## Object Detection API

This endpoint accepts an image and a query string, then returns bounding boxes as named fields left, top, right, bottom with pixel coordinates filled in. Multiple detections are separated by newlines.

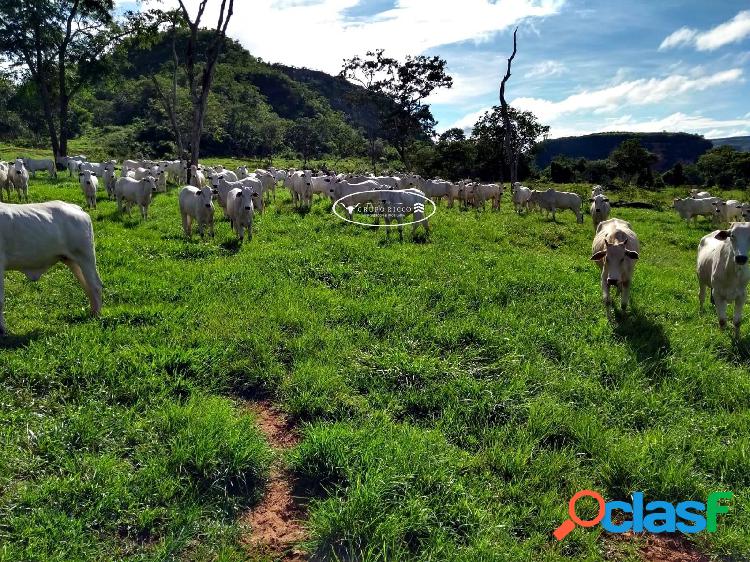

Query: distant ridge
left=534, top=132, right=713, bottom=171
left=711, top=136, right=750, bottom=151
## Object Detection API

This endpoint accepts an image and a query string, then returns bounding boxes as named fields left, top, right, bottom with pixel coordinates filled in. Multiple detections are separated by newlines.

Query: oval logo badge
left=332, top=189, right=437, bottom=227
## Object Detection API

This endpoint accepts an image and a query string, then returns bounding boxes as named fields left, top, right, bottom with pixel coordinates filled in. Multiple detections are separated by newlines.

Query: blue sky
left=145, top=0, right=750, bottom=139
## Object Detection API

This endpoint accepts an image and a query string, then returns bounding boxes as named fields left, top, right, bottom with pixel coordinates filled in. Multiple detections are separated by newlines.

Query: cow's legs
left=734, top=292, right=746, bottom=338
left=621, top=280, right=631, bottom=311
left=699, top=283, right=707, bottom=311
left=63, top=256, right=102, bottom=317
left=715, top=297, right=729, bottom=330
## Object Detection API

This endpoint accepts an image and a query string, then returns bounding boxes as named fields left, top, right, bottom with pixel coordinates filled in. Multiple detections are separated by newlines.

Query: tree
left=434, top=128, right=475, bottom=181
left=499, top=27, right=519, bottom=183
left=286, top=117, right=323, bottom=168
left=662, top=162, right=686, bottom=186
left=149, top=14, right=185, bottom=157
left=341, top=49, right=452, bottom=170
left=609, top=138, right=657, bottom=185
left=0, top=0, right=132, bottom=160
left=172, top=0, right=234, bottom=180
left=471, top=106, right=548, bottom=181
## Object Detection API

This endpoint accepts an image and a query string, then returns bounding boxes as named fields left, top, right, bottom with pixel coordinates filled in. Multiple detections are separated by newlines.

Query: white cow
left=511, top=182, right=532, bottom=213
left=102, top=162, right=117, bottom=200
left=329, top=179, right=383, bottom=219
left=22, top=158, right=56, bottom=178
left=290, top=171, right=312, bottom=208
left=530, top=189, right=583, bottom=223
left=68, top=158, right=85, bottom=177
left=114, top=176, right=157, bottom=219
left=0, top=201, right=102, bottom=335
left=378, top=188, right=430, bottom=240
left=591, top=218, right=640, bottom=316
left=422, top=180, right=455, bottom=206
left=78, top=170, right=98, bottom=209
left=189, top=165, right=205, bottom=188
left=150, top=166, right=167, bottom=193
left=0, top=162, right=8, bottom=202
left=179, top=185, right=216, bottom=238
left=590, top=194, right=611, bottom=230
left=697, top=222, right=750, bottom=338
left=674, top=197, right=721, bottom=223
left=472, top=183, right=503, bottom=210
left=226, top=187, right=259, bottom=241
left=691, top=189, right=712, bottom=199
left=253, top=170, right=277, bottom=201
left=713, top=200, right=743, bottom=224
left=236, top=166, right=250, bottom=180
left=9, top=159, right=29, bottom=202
left=591, top=185, right=605, bottom=198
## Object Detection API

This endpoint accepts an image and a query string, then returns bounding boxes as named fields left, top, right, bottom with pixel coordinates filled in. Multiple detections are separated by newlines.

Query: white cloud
left=427, top=72, right=498, bottom=105
left=511, top=68, right=743, bottom=122
left=660, top=10, right=750, bottom=52
left=154, top=0, right=564, bottom=75
left=526, top=60, right=567, bottom=79
left=659, top=27, right=696, bottom=50
left=442, top=106, right=492, bottom=133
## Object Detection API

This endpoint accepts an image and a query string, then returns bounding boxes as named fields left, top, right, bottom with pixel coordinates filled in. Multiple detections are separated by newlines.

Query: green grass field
left=1, top=158, right=749, bottom=561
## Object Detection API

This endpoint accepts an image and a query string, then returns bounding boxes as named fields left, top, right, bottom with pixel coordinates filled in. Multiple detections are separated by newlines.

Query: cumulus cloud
left=511, top=68, right=743, bottom=122
left=660, top=10, right=750, bottom=51
left=153, top=0, right=564, bottom=75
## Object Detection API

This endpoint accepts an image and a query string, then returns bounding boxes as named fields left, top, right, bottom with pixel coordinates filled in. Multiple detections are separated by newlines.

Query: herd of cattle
left=0, top=155, right=749, bottom=339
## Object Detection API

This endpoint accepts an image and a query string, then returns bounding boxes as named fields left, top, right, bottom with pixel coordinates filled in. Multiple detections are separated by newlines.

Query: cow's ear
left=590, top=250, right=607, bottom=261
left=236, top=191, right=242, bottom=198
left=79, top=172, right=83, bottom=176
left=92, top=172, right=97, bottom=176
left=251, top=192, right=259, bottom=197
left=715, top=230, right=731, bottom=240
left=195, top=191, right=202, bottom=196
left=625, top=250, right=640, bottom=260
left=603, top=198, right=609, bottom=202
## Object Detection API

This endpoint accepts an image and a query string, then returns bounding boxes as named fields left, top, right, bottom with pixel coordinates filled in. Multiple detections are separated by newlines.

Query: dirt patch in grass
left=606, top=530, right=710, bottom=562
left=241, top=400, right=308, bottom=561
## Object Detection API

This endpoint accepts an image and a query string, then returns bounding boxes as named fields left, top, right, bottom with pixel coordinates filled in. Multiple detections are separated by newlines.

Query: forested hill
left=2, top=29, right=385, bottom=159
left=534, top=132, right=713, bottom=171
left=711, top=136, right=750, bottom=151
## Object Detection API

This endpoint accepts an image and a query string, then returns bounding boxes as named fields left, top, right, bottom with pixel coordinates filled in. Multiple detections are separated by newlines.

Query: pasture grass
left=1, top=162, right=749, bottom=561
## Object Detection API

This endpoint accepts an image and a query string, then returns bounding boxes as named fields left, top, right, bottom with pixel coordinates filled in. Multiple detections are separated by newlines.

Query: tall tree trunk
left=499, top=28, right=518, bottom=184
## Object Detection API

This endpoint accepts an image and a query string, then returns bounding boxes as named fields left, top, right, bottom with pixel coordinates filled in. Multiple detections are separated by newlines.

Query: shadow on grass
left=0, top=329, right=42, bottom=350
left=220, top=238, right=243, bottom=254
left=613, top=308, right=673, bottom=383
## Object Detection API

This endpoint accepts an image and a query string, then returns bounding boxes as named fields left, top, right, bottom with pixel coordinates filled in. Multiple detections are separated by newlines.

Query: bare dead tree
left=150, top=21, right=184, bottom=157
left=176, top=0, right=234, bottom=180
left=499, top=27, right=518, bottom=184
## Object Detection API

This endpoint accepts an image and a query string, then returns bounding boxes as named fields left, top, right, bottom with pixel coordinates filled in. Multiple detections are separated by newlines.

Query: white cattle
left=179, top=185, right=216, bottom=238
left=79, top=161, right=108, bottom=177
left=742, top=204, right=750, bottom=222
left=102, top=162, right=117, bottom=199
left=0, top=201, right=102, bottom=335
left=67, top=158, right=85, bottom=177
left=8, top=159, right=29, bottom=202
left=697, top=222, right=750, bottom=338
left=114, top=176, right=157, bottom=219
left=530, top=189, right=583, bottom=223
left=0, top=162, right=8, bottom=202
left=674, top=197, right=721, bottom=223
left=378, top=188, right=430, bottom=240
left=189, top=165, right=205, bottom=188
left=422, top=180, right=455, bottom=206
left=253, top=170, right=277, bottom=201
left=329, top=179, right=383, bottom=219
left=78, top=170, right=98, bottom=209
left=590, top=194, right=611, bottom=230
left=591, top=218, right=640, bottom=316
left=591, top=185, right=605, bottom=198
left=472, top=183, right=503, bottom=210
left=691, top=189, right=712, bottom=199
left=22, top=158, right=56, bottom=178
left=511, top=182, right=532, bottom=213
left=290, top=171, right=312, bottom=208
left=310, top=175, right=336, bottom=199
left=236, top=166, right=250, bottom=180
left=149, top=166, right=167, bottom=192
left=226, top=187, right=259, bottom=241
left=713, top=200, right=743, bottom=224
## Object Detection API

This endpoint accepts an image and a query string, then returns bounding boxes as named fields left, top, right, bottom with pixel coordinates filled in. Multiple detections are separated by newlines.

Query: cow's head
left=591, top=194, right=609, bottom=213
left=715, top=223, right=750, bottom=265
left=197, top=186, right=214, bottom=208
left=591, top=240, right=639, bottom=285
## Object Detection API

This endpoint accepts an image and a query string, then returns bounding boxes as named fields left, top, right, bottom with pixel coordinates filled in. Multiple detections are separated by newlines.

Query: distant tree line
left=544, top=138, right=750, bottom=189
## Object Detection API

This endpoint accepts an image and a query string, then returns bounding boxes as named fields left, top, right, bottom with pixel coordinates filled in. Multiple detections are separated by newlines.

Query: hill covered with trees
left=535, top=132, right=713, bottom=172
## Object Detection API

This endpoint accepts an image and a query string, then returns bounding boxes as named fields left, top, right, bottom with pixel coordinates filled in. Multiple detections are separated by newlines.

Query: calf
left=591, top=218, right=640, bottom=316
left=0, top=201, right=102, bottom=335
left=78, top=170, right=98, bottom=209
left=189, top=165, right=205, bottom=188
left=531, top=189, right=583, bottom=223
left=114, top=176, right=157, bottom=219
left=674, top=197, right=720, bottom=224
left=590, top=194, right=611, bottom=230
left=179, top=185, right=216, bottom=238
left=102, top=162, right=117, bottom=200
left=697, top=222, right=750, bottom=338
left=226, top=187, right=259, bottom=241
